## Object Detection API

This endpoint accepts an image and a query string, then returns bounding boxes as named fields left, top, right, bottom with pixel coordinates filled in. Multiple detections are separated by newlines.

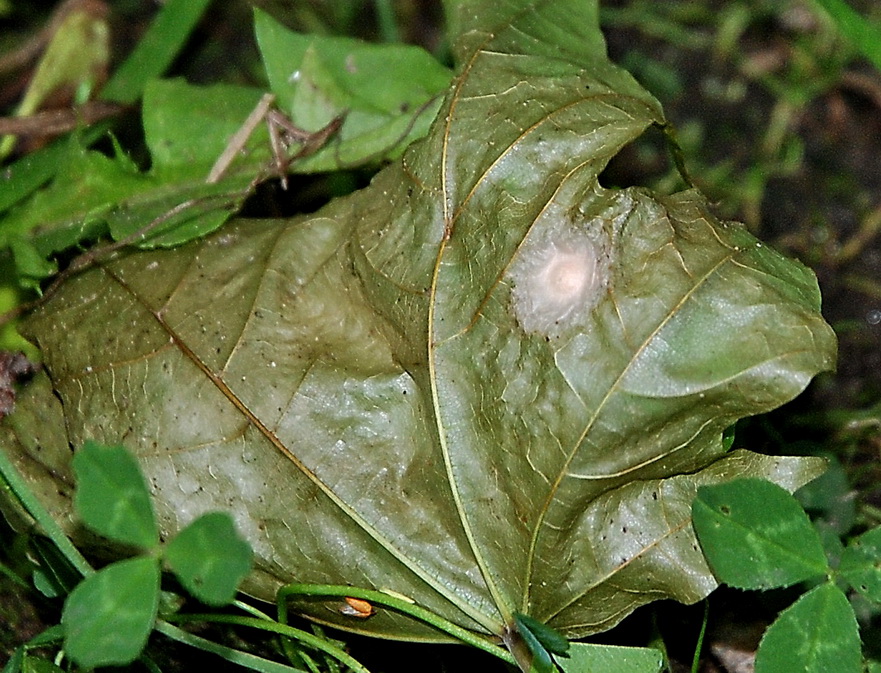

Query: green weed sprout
left=693, top=477, right=881, bottom=672
left=64, top=441, right=252, bottom=667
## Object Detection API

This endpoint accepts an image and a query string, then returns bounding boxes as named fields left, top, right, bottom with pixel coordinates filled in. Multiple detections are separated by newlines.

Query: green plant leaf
left=515, top=614, right=569, bottom=657
left=839, top=525, right=881, bottom=603
left=692, top=478, right=830, bottom=589
left=142, top=79, right=269, bottom=172
left=512, top=613, right=569, bottom=673
left=72, top=441, right=158, bottom=549
left=1, top=0, right=835, bottom=643
left=254, top=8, right=451, bottom=172
left=62, top=556, right=160, bottom=668
left=164, top=511, right=253, bottom=606
left=0, top=82, right=266, bottom=281
left=20, top=655, right=65, bottom=673
left=1, top=625, right=64, bottom=673
left=557, top=643, right=663, bottom=673
left=1, top=645, right=22, bottom=673
left=100, top=0, right=213, bottom=104
left=811, top=0, right=881, bottom=73
left=754, top=582, right=861, bottom=673
left=0, top=10, right=448, bottom=284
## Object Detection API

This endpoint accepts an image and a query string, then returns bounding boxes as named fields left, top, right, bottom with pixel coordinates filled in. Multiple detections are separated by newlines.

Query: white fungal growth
left=509, top=217, right=611, bottom=337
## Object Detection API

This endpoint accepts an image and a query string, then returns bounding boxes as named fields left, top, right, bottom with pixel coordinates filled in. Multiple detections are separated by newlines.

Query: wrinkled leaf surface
left=1, top=0, right=835, bottom=642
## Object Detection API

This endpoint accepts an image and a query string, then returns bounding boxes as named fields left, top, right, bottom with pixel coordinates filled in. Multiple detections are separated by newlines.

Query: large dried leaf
left=1, top=0, right=835, bottom=642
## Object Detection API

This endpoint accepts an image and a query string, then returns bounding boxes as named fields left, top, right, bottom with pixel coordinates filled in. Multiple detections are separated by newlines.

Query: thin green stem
left=231, top=598, right=321, bottom=670
left=658, top=121, right=695, bottom=189
left=277, top=583, right=517, bottom=667
left=0, top=445, right=92, bottom=578
left=690, top=600, right=710, bottom=673
left=233, top=599, right=276, bottom=621
left=309, top=625, right=341, bottom=673
left=101, top=0, right=214, bottom=104
left=165, top=614, right=371, bottom=673
left=138, top=652, right=163, bottom=673
left=373, top=0, right=401, bottom=43
left=154, top=620, right=307, bottom=673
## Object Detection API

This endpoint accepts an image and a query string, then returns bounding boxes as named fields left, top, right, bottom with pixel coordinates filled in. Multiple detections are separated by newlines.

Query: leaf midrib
left=97, top=231, right=502, bottom=635
left=430, top=18, right=661, bottom=624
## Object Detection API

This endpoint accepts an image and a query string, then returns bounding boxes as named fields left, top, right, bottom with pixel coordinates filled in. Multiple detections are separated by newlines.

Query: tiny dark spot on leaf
left=621, top=526, right=627, bottom=533
left=720, top=505, right=731, bottom=515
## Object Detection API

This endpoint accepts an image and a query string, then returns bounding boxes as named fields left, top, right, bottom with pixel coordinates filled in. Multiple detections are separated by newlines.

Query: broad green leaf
left=515, top=613, right=570, bottom=656
left=692, top=478, right=829, bottom=589
left=1, top=0, right=835, bottom=643
left=21, top=655, right=64, bottom=673
left=557, top=643, right=664, bottom=673
left=839, top=525, right=881, bottom=603
left=72, top=441, right=158, bottom=549
left=811, top=0, right=881, bottom=73
left=100, top=0, right=213, bottom=104
left=0, top=12, right=446, bottom=283
left=512, top=613, right=569, bottom=673
left=164, top=511, right=253, bottom=606
left=142, top=79, right=270, bottom=172
left=0, top=82, right=265, bottom=279
left=255, top=8, right=451, bottom=172
left=62, top=556, right=160, bottom=668
left=754, top=583, right=861, bottom=673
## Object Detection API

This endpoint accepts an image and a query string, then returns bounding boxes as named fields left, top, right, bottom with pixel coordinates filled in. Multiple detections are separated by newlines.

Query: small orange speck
left=340, top=596, right=375, bottom=618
